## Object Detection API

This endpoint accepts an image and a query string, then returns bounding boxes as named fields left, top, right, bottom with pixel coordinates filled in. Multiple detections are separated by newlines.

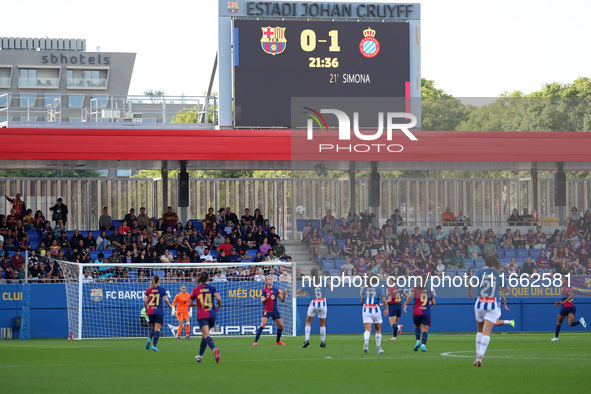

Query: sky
left=2, top=0, right=590, bottom=97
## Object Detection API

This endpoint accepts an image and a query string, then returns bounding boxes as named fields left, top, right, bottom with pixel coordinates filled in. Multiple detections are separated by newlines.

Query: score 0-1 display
left=233, top=19, right=410, bottom=128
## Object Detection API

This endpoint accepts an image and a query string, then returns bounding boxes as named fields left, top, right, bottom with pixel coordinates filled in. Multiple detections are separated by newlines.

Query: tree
left=144, top=89, right=165, bottom=104
left=0, top=170, right=100, bottom=178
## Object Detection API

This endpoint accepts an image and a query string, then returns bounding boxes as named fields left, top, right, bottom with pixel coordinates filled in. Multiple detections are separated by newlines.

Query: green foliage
left=143, top=89, right=165, bottom=103
left=0, top=169, right=100, bottom=178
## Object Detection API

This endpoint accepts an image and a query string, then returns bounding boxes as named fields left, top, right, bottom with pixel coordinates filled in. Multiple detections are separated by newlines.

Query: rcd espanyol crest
left=359, top=27, right=380, bottom=58
left=90, top=288, right=103, bottom=302
left=261, top=26, right=287, bottom=55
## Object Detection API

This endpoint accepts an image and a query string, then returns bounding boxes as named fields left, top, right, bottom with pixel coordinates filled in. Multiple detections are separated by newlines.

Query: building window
left=66, top=68, right=108, bottom=89
left=19, top=94, right=36, bottom=107
left=91, top=95, right=109, bottom=108
left=44, top=94, right=61, bottom=108
left=0, top=93, right=10, bottom=107
left=0, top=67, right=11, bottom=88
left=18, top=67, right=59, bottom=88
left=68, top=95, right=85, bottom=108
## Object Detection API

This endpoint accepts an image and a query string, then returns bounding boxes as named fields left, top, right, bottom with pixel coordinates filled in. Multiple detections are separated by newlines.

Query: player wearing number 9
left=143, top=275, right=173, bottom=352
left=402, top=273, right=435, bottom=353
left=253, top=275, right=287, bottom=346
left=190, top=271, right=222, bottom=363
left=467, top=255, right=510, bottom=367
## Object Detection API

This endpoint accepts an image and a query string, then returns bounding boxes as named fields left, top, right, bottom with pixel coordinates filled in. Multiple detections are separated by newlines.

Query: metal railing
left=1, top=176, right=589, bottom=238
left=0, top=93, right=217, bottom=128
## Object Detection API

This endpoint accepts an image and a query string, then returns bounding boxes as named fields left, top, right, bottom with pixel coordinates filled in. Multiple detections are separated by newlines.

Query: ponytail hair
left=150, top=275, right=160, bottom=289
left=198, top=271, right=209, bottom=284
left=484, top=255, right=503, bottom=272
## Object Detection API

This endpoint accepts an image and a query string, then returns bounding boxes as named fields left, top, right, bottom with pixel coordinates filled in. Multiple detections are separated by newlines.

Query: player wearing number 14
left=190, top=271, right=222, bottom=363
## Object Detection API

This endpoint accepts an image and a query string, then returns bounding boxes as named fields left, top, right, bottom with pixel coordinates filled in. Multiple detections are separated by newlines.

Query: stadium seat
left=515, top=259, right=525, bottom=269
left=497, top=249, right=505, bottom=259
left=457, top=269, right=469, bottom=276
left=127, top=270, right=138, bottom=279
left=193, top=221, right=204, bottom=233
left=296, top=219, right=308, bottom=232
left=500, top=258, right=511, bottom=266
left=112, top=220, right=123, bottom=229
left=529, top=249, right=541, bottom=260
left=463, top=258, right=474, bottom=268
left=445, top=268, right=457, bottom=276
left=169, top=250, right=178, bottom=258
left=151, top=270, right=165, bottom=278
left=311, top=219, right=322, bottom=229
left=474, top=258, right=486, bottom=269
left=334, top=259, right=346, bottom=269
left=504, top=249, right=517, bottom=259
left=337, top=239, right=346, bottom=248
left=27, top=231, right=38, bottom=240
left=516, top=249, right=528, bottom=259
left=322, top=260, right=334, bottom=271
left=328, top=269, right=341, bottom=276
left=89, top=251, right=101, bottom=261
left=210, top=250, right=219, bottom=259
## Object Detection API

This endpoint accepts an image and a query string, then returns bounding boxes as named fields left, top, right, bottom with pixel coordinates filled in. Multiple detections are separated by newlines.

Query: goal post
left=57, top=261, right=296, bottom=340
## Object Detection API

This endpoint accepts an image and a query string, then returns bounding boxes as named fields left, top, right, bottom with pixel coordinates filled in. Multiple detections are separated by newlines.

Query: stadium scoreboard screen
left=218, top=1, right=421, bottom=128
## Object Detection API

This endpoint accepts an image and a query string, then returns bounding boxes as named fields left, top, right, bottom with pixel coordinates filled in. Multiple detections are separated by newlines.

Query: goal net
left=57, top=261, right=296, bottom=339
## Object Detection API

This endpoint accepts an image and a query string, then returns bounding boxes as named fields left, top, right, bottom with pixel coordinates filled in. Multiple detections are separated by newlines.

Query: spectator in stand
left=33, top=210, right=46, bottom=230
left=521, top=208, right=534, bottom=225
left=346, top=208, right=360, bottom=224
left=524, top=229, right=536, bottom=249
left=568, top=207, right=581, bottom=223
left=123, top=208, right=137, bottom=227
left=322, top=209, right=335, bottom=228
left=455, top=210, right=467, bottom=226
left=566, top=220, right=581, bottom=247
left=533, top=226, right=547, bottom=249
left=200, top=248, right=215, bottom=262
left=507, top=208, right=520, bottom=226
left=390, top=208, right=404, bottom=228
left=163, top=226, right=178, bottom=249
left=5, top=193, right=26, bottom=220
left=84, top=231, right=97, bottom=251
left=44, top=260, right=59, bottom=279
left=577, top=238, right=590, bottom=261
left=216, top=208, right=226, bottom=227
left=22, top=209, right=35, bottom=231
left=225, top=207, right=239, bottom=227
left=203, top=207, right=216, bottom=228
left=548, top=235, right=566, bottom=255
left=512, top=229, right=525, bottom=249
left=259, top=237, right=272, bottom=256
left=451, top=249, right=465, bottom=269
left=118, top=220, right=131, bottom=234
left=137, top=207, right=153, bottom=229
left=522, top=257, right=537, bottom=276
left=484, top=237, right=498, bottom=257
left=163, top=206, right=179, bottom=227
left=3, top=229, right=18, bottom=251
left=49, top=197, right=68, bottom=226
left=441, top=207, right=456, bottom=226
left=272, top=238, right=286, bottom=259
left=18, top=235, right=31, bottom=252
left=504, top=257, right=521, bottom=275
left=252, top=208, right=264, bottom=226
left=6, top=209, right=19, bottom=227
left=99, top=207, right=113, bottom=230
left=434, top=226, right=447, bottom=243
left=241, top=208, right=255, bottom=228
left=11, top=249, right=25, bottom=272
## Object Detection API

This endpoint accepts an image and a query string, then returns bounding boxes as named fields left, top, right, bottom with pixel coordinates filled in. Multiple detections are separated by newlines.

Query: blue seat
left=497, top=249, right=505, bottom=258
left=516, top=249, right=529, bottom=259
left=328, top=269, right=341, bottom=276
left=210, top=250, right=219, bottom=259
left=27, top=231, right=38, bottom=240
left=444, top=268, right=457, bottom=276
left=112, top=220, right=123, bottom=229
left=457, top=269, right=469, bottom=277
left=151, top=270, right=165, bottom=277
left=515, top=259, right=525, bottom=269
left=334, top=259, right=346, bottom=269
left=296, top=219, right=308, bottom=232
left=463, top=258, right=474, bottom=268
left=529, top=249, right=541, bottom=260
left=504, top=249, right=517, bottom=259
left=322, top=260, right=334, bottom=271
left=311, top=219, right=322, bottom=229
left=128, top=270, right=138, bottom=279
left=337, top=239, right=346, bottom=248
left=169, top=250, right=178, bottom=258
left=474, top=258, right=486, bottom=269
left=89, top=250, right=101, bottom=261
left=193, top=221, right=204, bottom=233
left=500, top=258, right=511, bottom=266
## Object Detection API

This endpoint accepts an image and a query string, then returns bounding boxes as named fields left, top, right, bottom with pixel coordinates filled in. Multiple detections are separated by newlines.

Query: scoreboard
left=234, top=19, right=410, bottom=128
left=218, top=1, right=420, bottom=129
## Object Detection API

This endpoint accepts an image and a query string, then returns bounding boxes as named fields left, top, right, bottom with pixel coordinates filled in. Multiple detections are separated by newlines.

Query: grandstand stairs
left=283, top=240, right=320, bottom=276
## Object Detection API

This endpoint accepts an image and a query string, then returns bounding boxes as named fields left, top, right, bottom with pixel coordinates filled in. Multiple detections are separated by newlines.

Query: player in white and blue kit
left=468, top=255, right=510, bottom=367
left=298, top=268, right=329, bottom=348
left=360, top=274, right=388, bottom=354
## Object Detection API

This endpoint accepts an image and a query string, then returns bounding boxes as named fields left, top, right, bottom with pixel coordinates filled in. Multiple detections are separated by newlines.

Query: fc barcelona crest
left=90, top=288, right=103, bottom=302
left=227, top=2, right=239, bottom=14
left=260, top=26, right=287, bottom=55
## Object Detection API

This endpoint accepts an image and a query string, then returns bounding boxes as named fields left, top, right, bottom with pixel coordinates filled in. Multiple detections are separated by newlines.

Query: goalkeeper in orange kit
left=172, top=285, right=193, bottom=341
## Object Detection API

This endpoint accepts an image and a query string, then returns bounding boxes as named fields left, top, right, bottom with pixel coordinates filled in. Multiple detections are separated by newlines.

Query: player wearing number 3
left=403, top=273, right=435, bottom=352
left=190, top=271, right=222, bottom=363
left=297, top=268, right=328, bottom=348
left=143, top=275, right=173, bottom=352
left=172, top=285, right=192, bottom=341
left=467, top=255, right=510, bottom=367
left=253, top=275, right=287, bottom=346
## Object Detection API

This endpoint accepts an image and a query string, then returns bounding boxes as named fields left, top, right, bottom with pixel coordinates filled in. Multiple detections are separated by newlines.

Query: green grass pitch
left=1, top=333, right=589, bottom=393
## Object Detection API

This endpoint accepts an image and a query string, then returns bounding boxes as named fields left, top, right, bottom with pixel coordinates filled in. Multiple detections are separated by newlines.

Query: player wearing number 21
left=360, top=274, right=388, bottom=354
left=143, top=275, right=173, bottom=352
left=298, top=268, right=328, bottom=348
left=253, top=275, right=287, bottom=346
left=403, top=273, right=436, bottom=353
left=190, top=271, right=222, bottom=363
left=172, top=285, right=192, bottom=341
left=467, top=255, right=509, bottom=367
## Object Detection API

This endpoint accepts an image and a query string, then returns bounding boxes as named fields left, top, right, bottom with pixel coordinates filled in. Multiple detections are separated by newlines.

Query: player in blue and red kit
left=403, top=274, right=435, bottom=352
left=143, top=275, right=173, bottom=352
left=386, top=284, right=404, bottom=342
left=191, top=271, right=222, bottom=363
left=551, top=276, right=587, bottom=341
left=253, top=275, right=287, bottom=346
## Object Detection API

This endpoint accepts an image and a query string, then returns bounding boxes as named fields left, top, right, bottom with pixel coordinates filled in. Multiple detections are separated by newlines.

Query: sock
left=415, top=327, right=421, bottom=341
left=153, top=331, right=160, bottom=347
left=375, top=333, right=382, bottom=348
left=255, top=326, right=263, bottom=342
left=177, top=324, right=183, bottom=337
left=555, top=324, right=561, bottom=338
left=571, top=320, right=580, bottom=327
left=392, top=323, right=398, bottom=337
left=205, top=336, right=216, bottom=350
left=186, top=324, right=190, bottom=335
left=149, top=328, right=154, bottom=340
left=276, top=328, right=283, bottom=343
left=199, top=338, right=207, bottom=356
left=502, top=320, right=511, bottom=325
left=305, top=326, right=311, bottom=341
left=320, top=327, right=326, bottom=343
left=478, top=335, right=490, bottom=357
left=476, top=332, right=483, bottom=355
left=363, top=330, right=370, bottom=343
left=421, top=331, right=428, bottom=345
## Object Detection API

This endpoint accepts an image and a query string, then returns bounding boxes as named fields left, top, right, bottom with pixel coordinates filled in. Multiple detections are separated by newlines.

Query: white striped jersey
left=300, top=286, right=327, bottom=307
left=474, top=267, right=502, bottom=310
left=361, top=286, right=385, bottom=313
